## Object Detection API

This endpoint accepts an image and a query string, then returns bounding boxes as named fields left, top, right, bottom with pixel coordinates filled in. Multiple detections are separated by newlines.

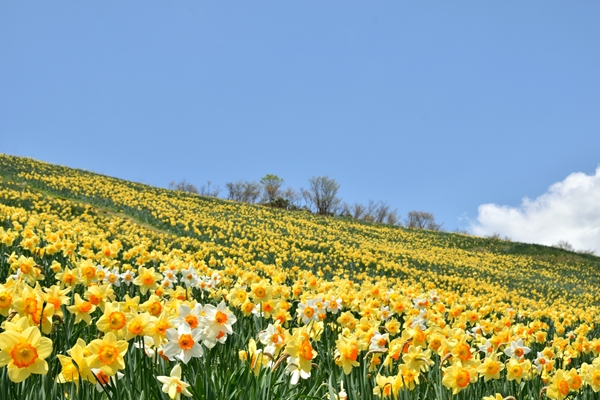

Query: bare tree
left=353, top=200, right=400, bottom=225
left=361, top=200, right=377, bottom=222
left=374, top=201, right=390, bottom=223
left=485, top=233, right=501, bottom=240
left=342, top=198, right=402, bottom=225
left=225, top=182, right=242, bottom=201
left=385, top=209, right=400, bottom=226
left=334, top=202, right=350, bottom=217
left=577, top=248, right=597, bottom=256
left=281, top=187, right=302, bottom=209
left=350, top=202, right=366, bottom=220
left=168, top=179, right=199, bottom=194
left=199, top=181, right=220, bottom=198
left=337, top=202, right=352, bottom=218
left=553, top=241, right=596, bottom=255
left=225, top=181, right=262, bottom=204
left=303, top=176, right=341, bottom=215
left=405, top=211, right=443, bottom=231
left=553, top=240, right=575, bottom=252
left=244, top=182, right=262, bottom=203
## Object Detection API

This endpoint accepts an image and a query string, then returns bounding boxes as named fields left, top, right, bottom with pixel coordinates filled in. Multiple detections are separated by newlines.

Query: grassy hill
left=0, top=154, right=599, bottom=400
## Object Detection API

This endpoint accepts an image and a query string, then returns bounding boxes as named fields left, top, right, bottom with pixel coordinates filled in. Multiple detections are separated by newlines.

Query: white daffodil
left=258, top=322, right=286, bottom=356
left=202, top=301, right=236, bottom=339
left=172, top=303, right=204, bottom=330
left=297, top=299, right=319, bottom=325
left=162, top=323, right=204, bottom=364
left=157, top=364, right=193, bottom=399
left=285, top=356, right=311, bottom=385
left=180, top=266, right=198, bottom=288
left=504, top=338, right=531, bottom=360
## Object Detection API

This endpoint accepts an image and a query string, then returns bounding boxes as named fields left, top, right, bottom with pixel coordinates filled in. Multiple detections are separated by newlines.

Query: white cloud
left=470, top=167, right=600, bottom=255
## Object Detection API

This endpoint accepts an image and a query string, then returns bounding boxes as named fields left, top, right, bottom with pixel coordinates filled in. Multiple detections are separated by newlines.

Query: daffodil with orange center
left=14, top=255, right=37, bottom=283
left=442, top=362, right=477, bottom=394
left=369, top=331, right=388, bottom=352
left=250, top=281, right=272, bottom=303
left=334, top=334, right=359, bottom=374
left=273, top=308, right=293, bottom=326
left=428, top=333, right=445, bottom=354
left=506, top=358, right=531, bottom=383
left=504, top=338, right=531, bottom=360
left=0, top=284, right=14, bottom=317
left=163, top=322, right=204, bottom=364
left=140, top=295, right=164, bottom=317
left=126, top=311, right=153, bottom=341
left=477, top=352, right=504, bottom=381
left=172, top=303, right=204, bottom=330
left=157, top=364, right=193, bottom=400
left=385, top=319, right=401, bottom=336
left=55, top=267, right=81, bottom=288
left=79, top=259, right=98, bottom=285
left=87, top=332, right=128, bottom=376
left=202, top=301, right=236, bottom=339
left=253, top=299, right=276, bottom=319
left=546, top=369, right=572, bottom=400
left=566, top=367, right=582, bottom=391
left=285, top=328, right=318, bottom=382
left=96, top=303, right=130, bottom=339
left=581, top=361, right=600, bottom=392
left=227, top=285, right=248, bottom=307
left=43, top=284, right=70, bottom=318
left=406, top=325, right=427, bottom=348
left=402, top=344, right=433, bottom=372
left=133, top=266, right=162, bottom=295
left=67, top=293, right=97, bottom=325
left=0, top=325, right=53, bottom=383
left=12, top=284, right=43, bottom=319
left=397, top=364, right=420, bottom=390
left=373, top=374, right=398, bottom=398
left=452, top=338, right=475, bottom=365
left=147, top=311, right=173, bottom=347
left=84, top=284, right=115, bottom=313
left=258, top=322, right=288, bottom=357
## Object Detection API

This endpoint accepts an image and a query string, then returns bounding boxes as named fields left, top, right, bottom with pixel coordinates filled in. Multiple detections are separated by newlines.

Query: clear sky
left=1, top=2, right=599, bottom=252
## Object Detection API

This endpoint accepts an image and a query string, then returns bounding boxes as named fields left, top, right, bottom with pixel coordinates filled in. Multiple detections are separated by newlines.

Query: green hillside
left=1, top=154, right=598, bottom=309
left=0, top=153, right=599, bottom=400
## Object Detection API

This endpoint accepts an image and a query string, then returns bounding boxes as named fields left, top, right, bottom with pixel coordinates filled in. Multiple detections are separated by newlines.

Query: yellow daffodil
left=67, top=293, right=96, bottom=325
left=87, top=332, right=128, bottom=376
left=0, top=325, right=53, bottom=382
left=133, top=267, right=162, bottom=295
left=442, top=362, right=477, bottom=394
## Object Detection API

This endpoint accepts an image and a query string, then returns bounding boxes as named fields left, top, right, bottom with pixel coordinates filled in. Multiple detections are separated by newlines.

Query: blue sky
left=1, top=2, right=599, bottom=252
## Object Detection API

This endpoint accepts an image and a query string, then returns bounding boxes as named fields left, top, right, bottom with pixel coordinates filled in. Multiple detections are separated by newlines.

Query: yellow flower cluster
left=1, top=154, right=599, bottom=399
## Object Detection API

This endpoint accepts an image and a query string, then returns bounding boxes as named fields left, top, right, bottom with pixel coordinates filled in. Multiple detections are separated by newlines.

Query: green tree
left=260, top=174, right=284, bottom=203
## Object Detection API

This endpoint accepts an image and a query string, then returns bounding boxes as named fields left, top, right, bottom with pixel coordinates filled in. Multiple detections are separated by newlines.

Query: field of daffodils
left=0, top=154, right=599, bottom=400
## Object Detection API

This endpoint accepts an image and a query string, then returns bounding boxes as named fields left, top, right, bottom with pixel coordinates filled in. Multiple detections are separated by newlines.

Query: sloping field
left=0, top=154, right=599, bottom=399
